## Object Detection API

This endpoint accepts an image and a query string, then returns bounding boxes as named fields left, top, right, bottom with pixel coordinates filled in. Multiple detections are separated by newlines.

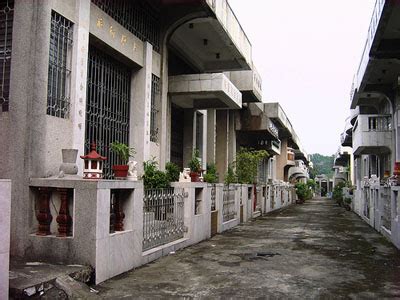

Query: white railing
left=143, top=188, right=186, bottom=251
left=351, top=0, right=385, bottom=99
left=222, top=184, right=236, bottom=222
left=211, top=0, right=252, bottom=66
left=368, top=115, right=391, bottom=131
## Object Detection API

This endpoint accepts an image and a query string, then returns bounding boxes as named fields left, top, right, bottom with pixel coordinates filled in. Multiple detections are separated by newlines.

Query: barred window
left=91, top=0, right=160, bottom=52
left=47, top=11, right=73, bottom=118
left=85, top=46, right=131, bottom=179
left=0, top=0, right=13, bottom=113
left=150, top=74, right=160, bottom=143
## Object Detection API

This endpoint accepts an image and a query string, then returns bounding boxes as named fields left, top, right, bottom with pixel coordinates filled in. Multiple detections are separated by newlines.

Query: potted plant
left=188, top=149, right=202, bottom=182
left=110, top=142, right=136, bottom=179
left=344, top=197, right=352, bottom=211
left=204, top=163, right=219, bottom=184
left=295, top=182, right=311, bottom=204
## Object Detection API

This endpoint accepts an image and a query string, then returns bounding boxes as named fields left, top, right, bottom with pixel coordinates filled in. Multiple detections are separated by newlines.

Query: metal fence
left=210, top=184, right=216, bottom=211
left=381, top=187, right=391, bottom=231
left=363, top=188, right=370, bottom=219
left=223, top=185, right=236, bottom=222
left=143, top=188, right=186, bottom=251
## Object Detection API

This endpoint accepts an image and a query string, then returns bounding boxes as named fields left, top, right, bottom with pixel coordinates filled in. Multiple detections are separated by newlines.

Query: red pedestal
left=114, top=194, right=125, bottom=231
left=56, top=188, right=72, bottom=237
left=36, top=187, right=52, bottom=236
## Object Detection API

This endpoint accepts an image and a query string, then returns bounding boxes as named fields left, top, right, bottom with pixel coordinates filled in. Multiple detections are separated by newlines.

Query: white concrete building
left=338, top=0, right=400, bottom=249
left=0, top=0, right=310, bottom=288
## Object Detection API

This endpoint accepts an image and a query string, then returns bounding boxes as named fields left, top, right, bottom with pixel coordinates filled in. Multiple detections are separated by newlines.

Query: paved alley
left=97, top=198, right=400, bottom=299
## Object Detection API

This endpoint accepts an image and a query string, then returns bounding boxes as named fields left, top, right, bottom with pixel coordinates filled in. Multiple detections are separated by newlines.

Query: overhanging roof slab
left=169, top=73, right=242, bottom=109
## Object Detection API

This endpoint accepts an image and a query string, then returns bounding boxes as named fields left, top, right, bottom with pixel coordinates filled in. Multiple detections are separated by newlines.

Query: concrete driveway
left=97, top=198, right=400, bottom=299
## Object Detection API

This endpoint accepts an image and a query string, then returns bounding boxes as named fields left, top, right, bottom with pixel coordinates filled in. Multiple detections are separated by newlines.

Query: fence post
left=0, top=180, right=11, bottom=299
left=183, top=185, right=195, bottom=241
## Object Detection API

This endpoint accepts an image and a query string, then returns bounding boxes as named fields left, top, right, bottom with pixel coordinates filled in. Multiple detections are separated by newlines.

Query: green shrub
left=204, top=163, right=218, bottom=183
left=142, top=159, right=169, bottom=189
left=224, top=165, right=237, bottom=185
left=235, top=147, right=268, bottom=184
left=306, top=179, right=316, bottom=191
left=295, top=182, right=312, bottom=201
left=333, top=182, right=346, bottom=206
left=165, top=162, right=180, bottom=183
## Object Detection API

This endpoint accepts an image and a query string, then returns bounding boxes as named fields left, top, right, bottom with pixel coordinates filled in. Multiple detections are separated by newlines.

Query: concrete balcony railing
left=350, top=0, right=385, bottom=104
left=170, top=0, right=252, bottom=72
left=169, top=73, right=242, bottom=109
left=228, top=67, right=262, bottom=102
left=206, top=0, right=252, bottom=67
left=352, top=114, right=392, bottom=155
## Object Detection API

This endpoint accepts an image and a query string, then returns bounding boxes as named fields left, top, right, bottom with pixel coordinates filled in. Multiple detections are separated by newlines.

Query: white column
left=131, top=42, right=153, bottom=175
left=71, top=0, right=91, bottom=174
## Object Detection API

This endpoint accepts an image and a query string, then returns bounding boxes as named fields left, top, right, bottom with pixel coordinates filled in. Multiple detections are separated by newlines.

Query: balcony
left=228, top=67, right=262, bottom=102
left=350, top=0, right=385, bottom=108
left=352, top=114, right=392, bottom=155
left=169, top=0, right=252, bottom=72
left=288, top=160, right=308, bottom=181
left=287, top=148, right=295, bottom=166
left=169, top=73, right=242, bottom=109
left=340, top=117, right=353, bottom=147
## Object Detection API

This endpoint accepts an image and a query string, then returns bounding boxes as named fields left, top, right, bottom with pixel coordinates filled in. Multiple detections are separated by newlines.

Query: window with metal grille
left=0, top=0, right=13, bottom=113
left=91, top=0, right=160, bottom=52
left=150, top=74, right=160, bottom=143
left=85, top=46, right=131, bottom=179
left=47, top=11, right=73, bottom=118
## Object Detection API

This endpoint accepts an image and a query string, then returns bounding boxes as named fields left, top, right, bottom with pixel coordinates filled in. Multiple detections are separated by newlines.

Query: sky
left=228, top=0, right=376, bottom=156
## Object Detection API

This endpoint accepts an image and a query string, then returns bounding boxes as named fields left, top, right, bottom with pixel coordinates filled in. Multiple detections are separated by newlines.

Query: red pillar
left=36, top=187, right=52, bottom=236
left=56, top=188, right=72, bottom=237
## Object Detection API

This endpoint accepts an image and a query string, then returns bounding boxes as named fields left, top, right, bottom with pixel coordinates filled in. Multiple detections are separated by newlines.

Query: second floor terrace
left=352, top=114, right=392, bottom=156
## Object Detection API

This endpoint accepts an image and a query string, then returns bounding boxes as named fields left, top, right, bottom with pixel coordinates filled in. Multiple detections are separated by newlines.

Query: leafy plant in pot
left=110, top=142, right=136, bottom=179
left=188, top=149, right=202, bottom=182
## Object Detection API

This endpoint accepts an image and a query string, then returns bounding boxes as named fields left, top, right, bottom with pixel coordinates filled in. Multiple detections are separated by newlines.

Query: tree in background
left=309, top=153, right=335, bottom=179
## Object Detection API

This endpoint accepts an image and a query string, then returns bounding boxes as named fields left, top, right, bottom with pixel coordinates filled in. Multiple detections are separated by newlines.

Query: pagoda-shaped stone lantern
left=80, top=143, right=106, bottom=179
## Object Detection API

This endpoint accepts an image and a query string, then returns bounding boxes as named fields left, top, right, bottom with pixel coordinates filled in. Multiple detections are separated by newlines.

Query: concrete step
left=9, top=260, right=94, bottom=299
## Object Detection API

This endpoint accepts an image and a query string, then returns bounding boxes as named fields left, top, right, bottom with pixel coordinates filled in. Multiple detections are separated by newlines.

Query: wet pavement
left=97, top=198, right=400, bottom=299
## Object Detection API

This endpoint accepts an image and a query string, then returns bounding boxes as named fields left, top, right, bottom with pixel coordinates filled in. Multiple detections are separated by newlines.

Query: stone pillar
left=207, top=109, right=216, bottom=164
left=131, top=42, right=153, bottom=175
left=228, top=110, right=236, bottom=166
left=160, top=44, right=169, bottom=169
left=183, top=109, right=194, bottom=167
left=0, top=180, right=11, bottom=299
left=71, top=0, right=91, bottom=174
left=216, top=110, right=229, bottom=182
left=199, top=110, right=208, bottom=170
left=9, top=0, right=51, bottom=256
left=275, top=138, right=288, bottom=181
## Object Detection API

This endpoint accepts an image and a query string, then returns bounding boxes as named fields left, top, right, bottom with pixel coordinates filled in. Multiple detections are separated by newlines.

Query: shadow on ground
left=96, top=198, right=400, bottom=299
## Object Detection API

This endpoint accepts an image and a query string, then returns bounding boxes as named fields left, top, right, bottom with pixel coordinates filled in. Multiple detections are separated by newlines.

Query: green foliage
left=203, top=163, right=219, bottom=183
left=333, top=182, right=346, bottom=205
left=235, top=148, right=268, bottom=184
left=306, top=179, right=317, bottom=191
left=295, top=182, right=312, bottom=201
left=165, top=162, right=180, bottom=183
left=188, top=149, right=201, bottom=173
left=344, top=197, right=352, bottom=205
left=224, top=165, right=237, bottom=185
left=142, top=159, right=169, bottom=189
left=110, top=142, right=136, bottom=164
left=309, top=153, right=335, bottom=179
